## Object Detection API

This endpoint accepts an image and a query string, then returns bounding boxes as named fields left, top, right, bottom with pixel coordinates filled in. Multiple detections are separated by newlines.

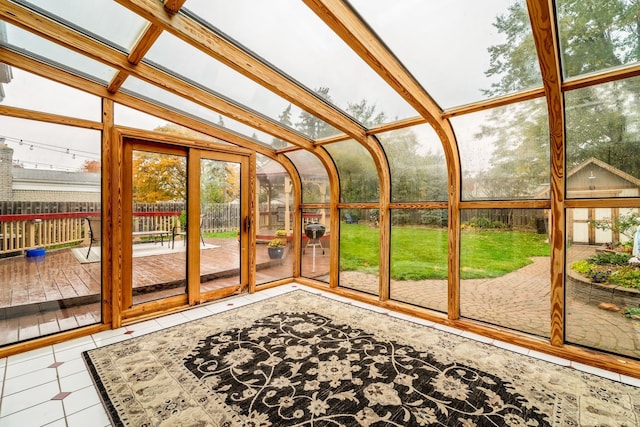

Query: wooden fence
left=0, top=201, right=243, bottom=255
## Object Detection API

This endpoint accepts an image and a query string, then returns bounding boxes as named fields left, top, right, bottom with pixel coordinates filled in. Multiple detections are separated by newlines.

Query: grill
left=304, top=223, right=325, bottom=255
left=304, top=223, right=325, bottom=239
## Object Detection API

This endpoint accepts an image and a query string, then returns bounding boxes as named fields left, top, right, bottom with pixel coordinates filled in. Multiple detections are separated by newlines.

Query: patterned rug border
left=83, top=289, right=640, bottom=426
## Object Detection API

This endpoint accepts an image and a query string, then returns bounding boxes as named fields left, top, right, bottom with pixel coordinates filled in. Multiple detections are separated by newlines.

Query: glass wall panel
left=1, top=67, right=100, bottom=121
left=325, top=140, right=379, bottom=203
left=256, top=157, right=293, bottom=284
left=0, top=117, right=101, bottom=346
left=565, top=207, right=640, bottom=360
left=17, top=0, right=148, bottom=52
left=301, top=208, right=330, bottom=282
left=378, top=125, right=448, bottom=202
left=390, top=209, right=448, bottom=313
left=285, top=150, right=329, bottom=204
left=556, top=0, right=640, bottom=79
left=566, top=77, right=640, bottom=198
left=339, top=208, right=379, bottom=296
left=452, top=99, right=550, bottom=201
left=186, top=0, right=417, bottom=127
left=352, top=0, right=542, bottom=108
left=460, top=208, right=550, bottom=338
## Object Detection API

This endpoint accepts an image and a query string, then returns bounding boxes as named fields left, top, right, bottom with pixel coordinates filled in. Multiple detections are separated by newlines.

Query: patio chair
left=172, top=215, right=205, bottom=249
left=85, top=217, right=100, bottom=258
left=344, top=213, right=359, bottom=224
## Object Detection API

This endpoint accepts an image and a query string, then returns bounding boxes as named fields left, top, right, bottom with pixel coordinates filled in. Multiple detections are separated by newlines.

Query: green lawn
left=340, top=224, right=550, bottom=280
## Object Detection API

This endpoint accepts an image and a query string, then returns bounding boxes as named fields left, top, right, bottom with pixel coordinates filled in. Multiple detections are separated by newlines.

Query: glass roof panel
left=115, top=103, right=227, bottom=145
left=121, top=76, right=276, bottom=147
left=452, top=98, right=550, bottom=201
left=325, top=140, right=379, bottom=203
left=185, top=0, right=418, bottom=127
left=1, top=22, right=116, bottom=84
left=351, top=0, right=542, bottom=109
left=1, top=67, right=101, bottom=121
left=377, top=125, right=448, bottom=202
left=13, top=0, right=148, bottom=52
left=285, top=150, right=330, bottom=204
left=556, top=0, right=640, bottom=79
left=144, top=32, right=319, bottom=141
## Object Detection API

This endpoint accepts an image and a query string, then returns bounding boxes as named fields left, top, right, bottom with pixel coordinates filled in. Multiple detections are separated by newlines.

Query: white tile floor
left=1, top=283, right=638, bottom=426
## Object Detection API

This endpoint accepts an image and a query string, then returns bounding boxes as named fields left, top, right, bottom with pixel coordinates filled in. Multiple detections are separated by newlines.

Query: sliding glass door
left=122, top=138, right=250, bottom=319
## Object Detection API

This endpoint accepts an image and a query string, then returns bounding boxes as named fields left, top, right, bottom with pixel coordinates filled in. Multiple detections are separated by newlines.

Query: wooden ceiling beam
left=163, top=0, right=185, bottom=15
left=113, top=0, right=366, bottom=142
left=0, top=1, right=313, bottom=150
left=108, top=1, right=187, bottom=92
left=107, top=25, right=166, bottom=93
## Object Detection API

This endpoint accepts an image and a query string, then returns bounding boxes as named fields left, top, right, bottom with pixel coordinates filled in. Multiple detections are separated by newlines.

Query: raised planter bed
left=566, top=270, right=640, bottom=308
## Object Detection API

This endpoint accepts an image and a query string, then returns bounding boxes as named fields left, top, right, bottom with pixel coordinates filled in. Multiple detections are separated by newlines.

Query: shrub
left=571, top=260, right=592, bottom=275
left=590, top=269, right=611, bottom=283
left=466, top=217, right=509, bottom=230
left=420, top=210, right=448, bottom=227
left=587, top=251, right=631, bottom=266
left=608, top=266, right=640, bottom=290
left=275, top=229, right=287, bottom=237
left=268, top=238, right=286, bottom=248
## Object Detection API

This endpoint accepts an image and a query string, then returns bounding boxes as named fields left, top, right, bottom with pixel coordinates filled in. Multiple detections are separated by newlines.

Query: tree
left=81, top=160, right=100, bottom=173
left=477, top=0, right=640, bottom=198
left=346, top=99, right=386, bottom=127
left=296, top=87, right=337, bottom=139
left=201, top=160, right=239, bottom=205
left=132, top=151, right=186, bottom=202
left=271, top=104, right=293, bottom=149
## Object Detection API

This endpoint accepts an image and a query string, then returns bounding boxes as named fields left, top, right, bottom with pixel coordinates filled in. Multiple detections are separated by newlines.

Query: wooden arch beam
left=526, top=0, right=565, bottom=347
left=303, top=0, right=461, bottom=314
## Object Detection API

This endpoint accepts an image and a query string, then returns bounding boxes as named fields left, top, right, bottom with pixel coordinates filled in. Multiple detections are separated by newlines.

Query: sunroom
left=0, top=0, right=639, bottom=423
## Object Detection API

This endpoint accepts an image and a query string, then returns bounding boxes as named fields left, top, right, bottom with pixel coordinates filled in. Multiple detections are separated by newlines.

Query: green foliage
left=625, top=307, right=640, bottom=318
left=589, top=213, right=640, bottom=240
left=571, top=260, right=592, bottom=275
left=179, top=210, right=187, bottom=226
left=420, top=209, right=448, bottom=227
left=587, top=251, right=632, bottom=266
left=465, top=217, right=509, bottom=229
left=608, top=266, right=640, bottom=290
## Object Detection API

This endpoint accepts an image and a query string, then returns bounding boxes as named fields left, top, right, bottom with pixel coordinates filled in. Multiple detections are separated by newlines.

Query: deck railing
left=0, top=211, right=183, bottom=255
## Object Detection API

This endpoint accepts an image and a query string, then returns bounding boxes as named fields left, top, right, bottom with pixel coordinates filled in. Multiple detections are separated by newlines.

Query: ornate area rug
left=83, top=290, right=640, bottom=426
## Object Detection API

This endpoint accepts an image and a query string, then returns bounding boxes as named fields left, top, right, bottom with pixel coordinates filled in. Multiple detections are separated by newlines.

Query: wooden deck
left=0, top=237, right=331, bottom=346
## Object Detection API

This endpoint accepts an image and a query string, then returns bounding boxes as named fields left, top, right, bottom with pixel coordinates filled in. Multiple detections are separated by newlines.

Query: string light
left=0, top=134, right=100, bottom=161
